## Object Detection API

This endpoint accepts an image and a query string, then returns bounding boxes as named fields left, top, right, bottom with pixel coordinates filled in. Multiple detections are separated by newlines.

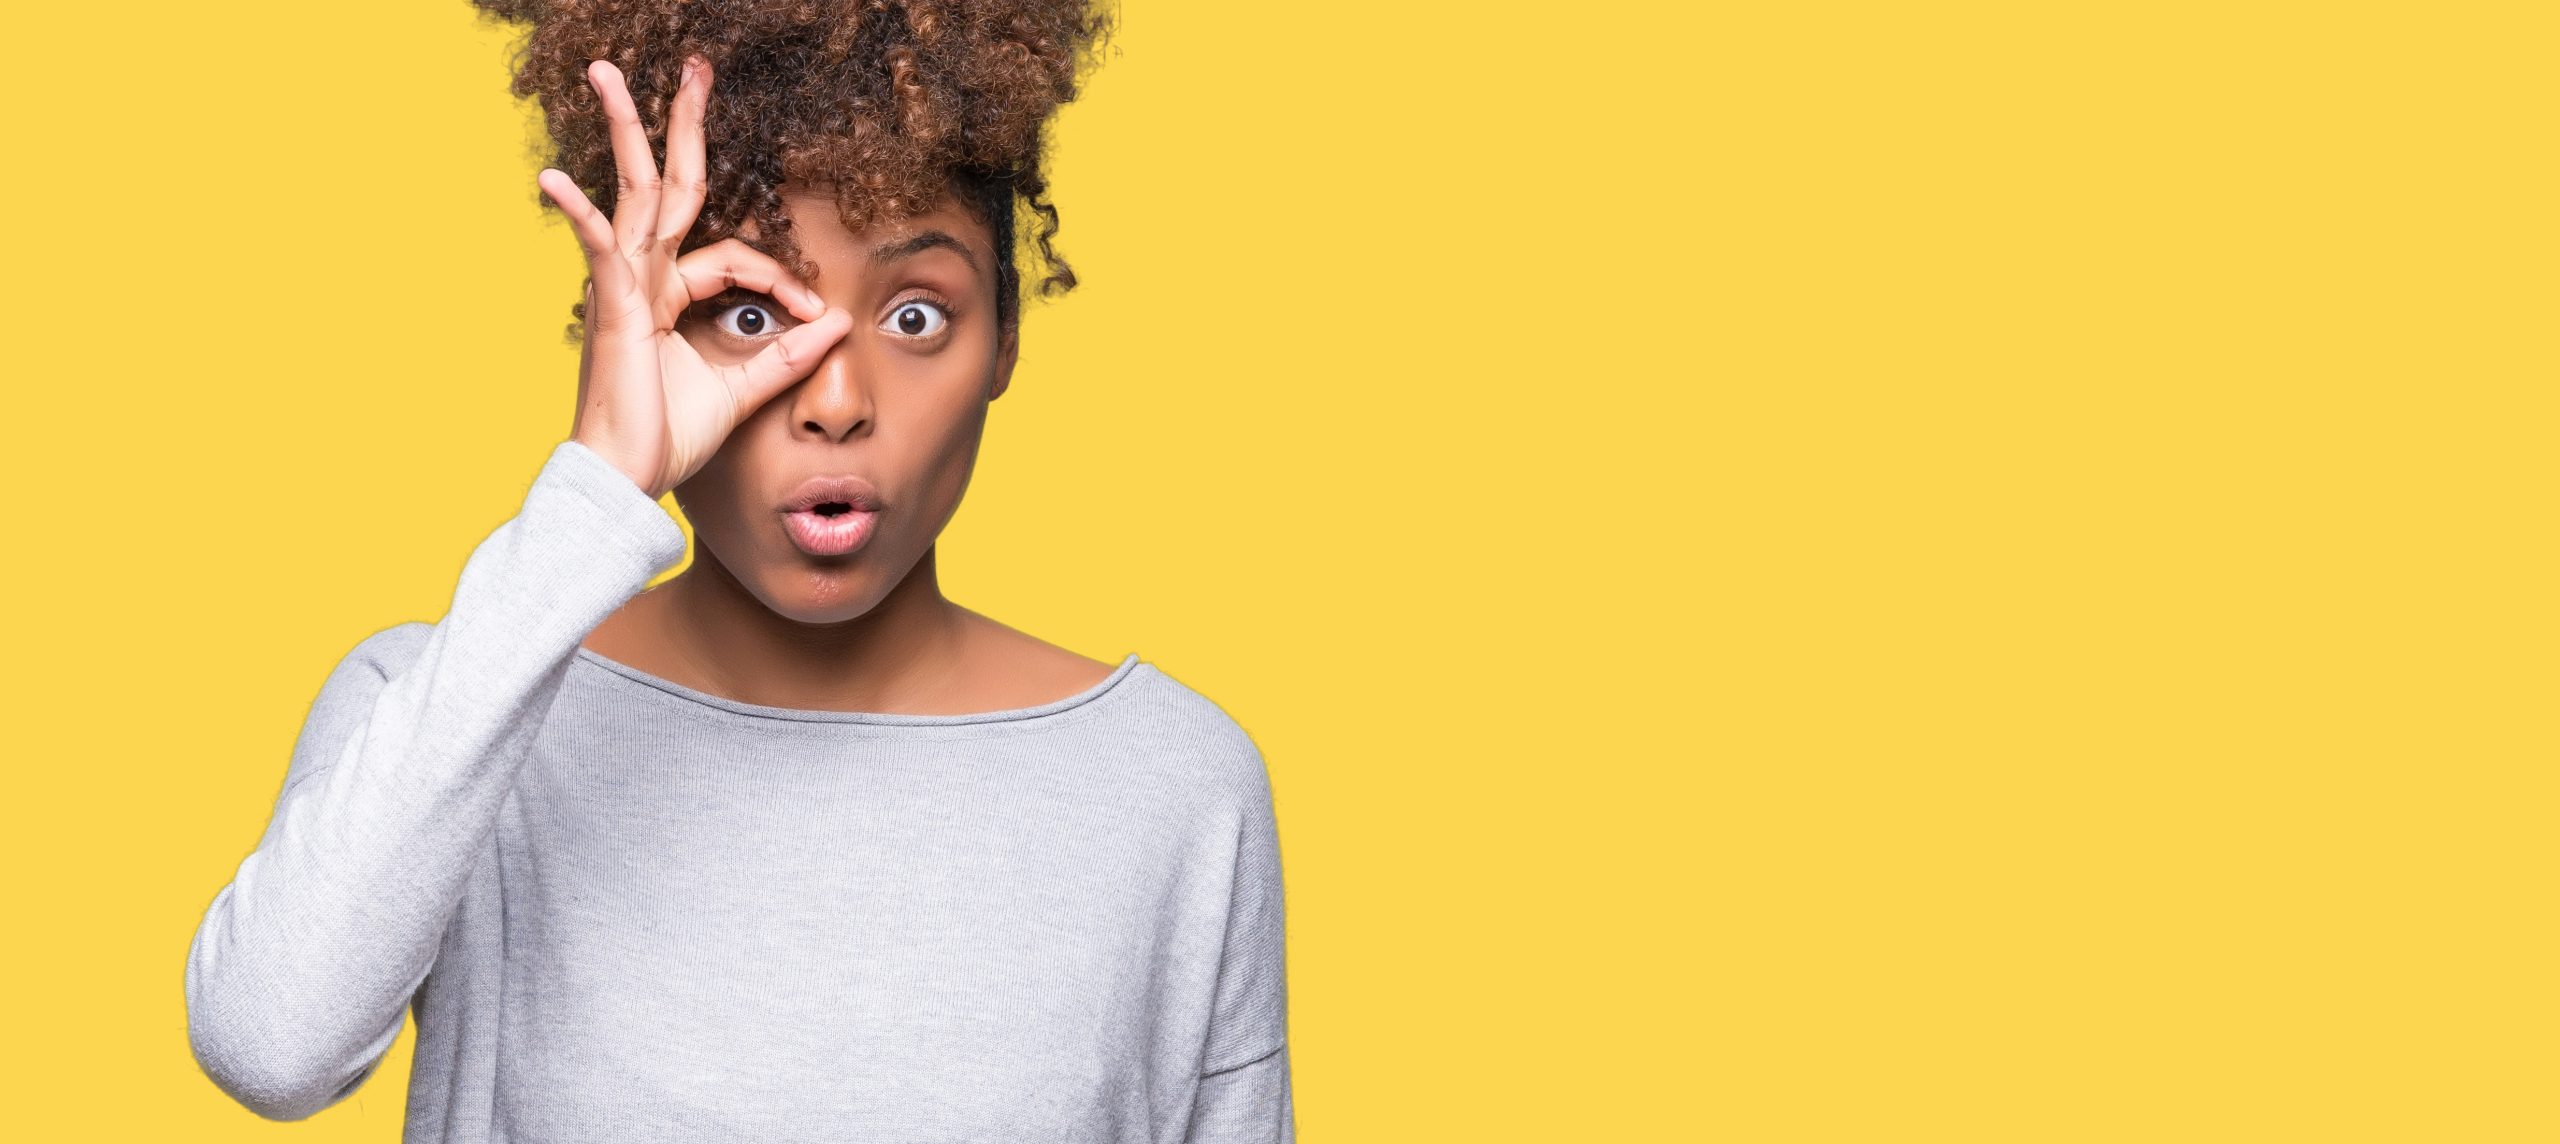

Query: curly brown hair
left=467, top=0, right=1119, bottom=345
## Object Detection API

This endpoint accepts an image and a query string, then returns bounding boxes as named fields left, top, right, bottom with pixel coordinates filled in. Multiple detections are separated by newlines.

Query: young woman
left=184, top=4, right=1294, bottom=1140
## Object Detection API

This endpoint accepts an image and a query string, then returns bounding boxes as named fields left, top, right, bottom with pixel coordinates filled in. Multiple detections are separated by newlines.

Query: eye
left=713, top=301, right=784, bottom=339
left=882, top=298, right=952, bottom=339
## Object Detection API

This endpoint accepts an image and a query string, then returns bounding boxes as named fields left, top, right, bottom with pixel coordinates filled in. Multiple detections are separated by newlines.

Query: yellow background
left=4, top=1, right=2551, bottom=1138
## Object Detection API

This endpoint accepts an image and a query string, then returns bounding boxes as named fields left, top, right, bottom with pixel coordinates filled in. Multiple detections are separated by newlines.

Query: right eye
left=712, top=301, right=784, bottom=339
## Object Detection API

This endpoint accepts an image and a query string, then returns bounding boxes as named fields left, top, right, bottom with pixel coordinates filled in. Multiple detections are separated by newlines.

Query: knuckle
left=682, top=236, right=759, bottom=271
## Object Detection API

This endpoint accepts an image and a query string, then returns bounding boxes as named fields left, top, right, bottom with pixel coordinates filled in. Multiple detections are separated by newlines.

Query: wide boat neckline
left=573, top=648, right=1146, bottom=729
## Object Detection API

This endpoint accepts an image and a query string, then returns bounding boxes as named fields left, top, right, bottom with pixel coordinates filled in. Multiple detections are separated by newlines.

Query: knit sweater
left=184, top=440, right=1294, bottom=1142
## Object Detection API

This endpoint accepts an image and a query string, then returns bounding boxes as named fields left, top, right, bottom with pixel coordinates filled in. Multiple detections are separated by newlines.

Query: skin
left=581, top=179, right=1117, bottom=715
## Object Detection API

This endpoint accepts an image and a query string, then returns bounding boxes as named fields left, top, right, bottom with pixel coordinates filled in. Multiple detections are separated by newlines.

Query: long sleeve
left=1185, top=752, right=1297, bottom=1143
left=184, top=439, right=687, bottom=1121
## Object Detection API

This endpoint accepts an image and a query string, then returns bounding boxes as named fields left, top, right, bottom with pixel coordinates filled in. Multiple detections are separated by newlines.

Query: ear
left=989, top=322, right=1020, bottom=401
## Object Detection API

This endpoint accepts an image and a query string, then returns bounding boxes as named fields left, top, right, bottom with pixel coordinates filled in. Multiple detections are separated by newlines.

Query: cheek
left=921, top=409, right=991, bottom=501
left=916, top=393, right=988, bottom=459
left=667, top=443, right=762, bottom=540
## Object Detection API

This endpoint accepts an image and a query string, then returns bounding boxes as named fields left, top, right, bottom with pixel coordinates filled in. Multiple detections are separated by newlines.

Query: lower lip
left=782, top=508, right=879, bottom=557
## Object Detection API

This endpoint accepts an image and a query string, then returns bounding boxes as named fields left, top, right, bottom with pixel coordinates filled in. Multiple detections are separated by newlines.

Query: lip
left=779, top=474, right=887, bottom=514
left=779, top=474, right=887, bottom=558
left=782, top=504, right=878, bottom=557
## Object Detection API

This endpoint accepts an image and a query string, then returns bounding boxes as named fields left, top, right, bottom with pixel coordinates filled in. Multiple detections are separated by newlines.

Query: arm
left=183, top=439, right=686, bottom=1120
left=1186, top=752, right=1297, bottom=1143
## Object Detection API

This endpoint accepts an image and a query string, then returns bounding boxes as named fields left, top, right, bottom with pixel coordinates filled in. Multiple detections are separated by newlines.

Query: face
left=669, top=180, right=1018, bottom=624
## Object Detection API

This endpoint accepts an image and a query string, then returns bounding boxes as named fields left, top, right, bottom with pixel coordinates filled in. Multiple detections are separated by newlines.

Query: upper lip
left=780, top=474, right=886, bottom=513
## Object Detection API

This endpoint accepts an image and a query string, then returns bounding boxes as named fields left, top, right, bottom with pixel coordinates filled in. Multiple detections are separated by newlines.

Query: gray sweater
left=185, top=439, right=1294, bottom=1142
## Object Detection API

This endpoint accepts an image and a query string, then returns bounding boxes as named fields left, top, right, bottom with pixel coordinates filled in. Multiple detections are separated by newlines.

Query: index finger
left=729, top=309, right=858, bottom=417
left=673, top=238, right=830, bottom=323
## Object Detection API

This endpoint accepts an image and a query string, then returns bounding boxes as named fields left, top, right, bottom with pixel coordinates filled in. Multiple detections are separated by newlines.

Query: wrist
left=569, top=435, right=659, bottom=500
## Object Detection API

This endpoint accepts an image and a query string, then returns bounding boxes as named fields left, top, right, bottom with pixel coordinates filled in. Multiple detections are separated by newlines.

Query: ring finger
left=655, top=56, right=713, bottom=252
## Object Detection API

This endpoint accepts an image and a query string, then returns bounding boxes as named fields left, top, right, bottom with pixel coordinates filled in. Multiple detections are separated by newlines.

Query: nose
left=789, top=336, right=874, bottom=444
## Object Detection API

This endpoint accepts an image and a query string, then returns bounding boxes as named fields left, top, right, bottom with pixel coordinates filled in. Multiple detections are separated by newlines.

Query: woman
left=183, top=4, right=1294, bottom=1140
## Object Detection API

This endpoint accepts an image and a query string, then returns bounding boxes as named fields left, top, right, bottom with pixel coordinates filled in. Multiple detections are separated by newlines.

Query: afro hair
left=467, top=0, right=1119, bottom=344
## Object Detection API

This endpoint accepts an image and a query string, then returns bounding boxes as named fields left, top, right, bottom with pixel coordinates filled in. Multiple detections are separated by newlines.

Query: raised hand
left=538, top=56, right=855, bottom=500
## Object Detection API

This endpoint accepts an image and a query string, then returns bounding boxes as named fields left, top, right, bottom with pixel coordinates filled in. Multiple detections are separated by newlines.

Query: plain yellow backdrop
left=2, top=1, right=2551, bottom=1139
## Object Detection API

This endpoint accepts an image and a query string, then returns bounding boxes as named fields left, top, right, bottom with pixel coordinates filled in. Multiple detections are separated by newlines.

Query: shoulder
left=1112, top=661, right=1272, bottom=804
left=278, top=621, right=438, bottom=795
left=335, top=621, right=435, bottom=685
left=302, top=622, right=436, bottom=718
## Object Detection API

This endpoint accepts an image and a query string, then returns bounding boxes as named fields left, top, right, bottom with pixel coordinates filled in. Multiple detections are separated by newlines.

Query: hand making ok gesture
left=540, top=56, right=855, bottom=499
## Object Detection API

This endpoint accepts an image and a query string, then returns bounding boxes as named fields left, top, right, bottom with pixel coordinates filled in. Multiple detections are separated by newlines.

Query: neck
left=648, top=543, right=975, bottom=714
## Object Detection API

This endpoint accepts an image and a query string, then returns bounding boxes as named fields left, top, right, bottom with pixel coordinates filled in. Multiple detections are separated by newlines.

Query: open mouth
left=782, top=503, right=879, bottom=556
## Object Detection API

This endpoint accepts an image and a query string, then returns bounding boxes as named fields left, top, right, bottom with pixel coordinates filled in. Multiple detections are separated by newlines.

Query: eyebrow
left=871, top=230, right=979, bottom=273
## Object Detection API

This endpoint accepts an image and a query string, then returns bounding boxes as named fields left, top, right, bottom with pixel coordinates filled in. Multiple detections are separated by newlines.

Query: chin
left=734, top=536, right=906, bottom=623
left=687, top=510, right=908, bottom=625
left=764, top=597, right=888, bottom=626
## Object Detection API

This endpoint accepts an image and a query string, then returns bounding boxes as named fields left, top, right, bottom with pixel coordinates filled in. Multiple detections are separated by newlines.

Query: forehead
left=737, top=183, right=989, bottom=274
